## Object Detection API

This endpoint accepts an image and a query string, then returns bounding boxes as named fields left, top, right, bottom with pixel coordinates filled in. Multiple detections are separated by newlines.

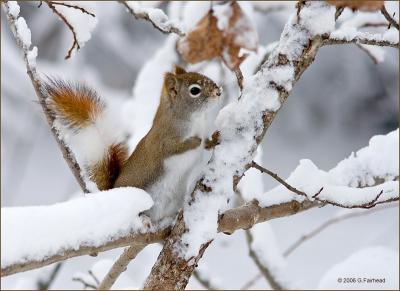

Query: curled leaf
left=177, top=1, right=258, bottom=70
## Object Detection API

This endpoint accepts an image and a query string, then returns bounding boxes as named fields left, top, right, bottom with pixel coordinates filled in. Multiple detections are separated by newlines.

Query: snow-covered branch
left=1, top=193, right=317, bottom=277
left=2, top=1, right=89, bottom=192
left=120, top=1, right=185, bottom=37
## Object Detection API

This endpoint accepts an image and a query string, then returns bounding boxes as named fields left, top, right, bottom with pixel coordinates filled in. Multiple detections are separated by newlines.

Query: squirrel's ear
left=174, top=65, right=186, bottom=75
left=165, top=72, right=178, bottom=99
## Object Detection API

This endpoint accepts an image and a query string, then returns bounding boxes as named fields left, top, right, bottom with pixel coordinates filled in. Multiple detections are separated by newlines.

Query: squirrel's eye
left=189, top=84, right=201, bottom=98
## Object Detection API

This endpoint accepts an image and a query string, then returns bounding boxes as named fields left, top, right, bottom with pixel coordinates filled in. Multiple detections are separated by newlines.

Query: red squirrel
left=45, top=66, right=222, bottom=221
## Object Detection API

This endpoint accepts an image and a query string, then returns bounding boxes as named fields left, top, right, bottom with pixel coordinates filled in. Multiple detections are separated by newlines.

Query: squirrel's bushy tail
left=44, top=79, right=128, bottom=191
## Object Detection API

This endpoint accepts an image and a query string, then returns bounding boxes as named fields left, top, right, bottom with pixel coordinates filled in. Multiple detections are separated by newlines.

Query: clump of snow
left=383, top=28, right=399, bottom=43
left=15, top=17, right=31, bottom=47
left=318, top=246, right=399, bottom=290
left=299, top=2, right=336, bottom=36
left=7, top=1, right=20, bottom=18
left=53, top=2, right=98, bottom=47
left=213, top=2, right=233, bottom=31
left=125, top=1, right=184, bottom=34
left=1, top=187, right=153, bottom=269
left=330, top=129, right=399, bottom=187
left=256, top=129, right=399, bottom=208
left=27, top=46, right=38, bottom=68
left=181, top=2, right=210, bottom=31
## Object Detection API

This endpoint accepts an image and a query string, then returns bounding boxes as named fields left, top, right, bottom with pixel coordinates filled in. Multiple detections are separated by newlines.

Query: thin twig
left=119, top=1, right=185, bottom=37
left=72, top=277, right=97, bottom=290
left=45, top=1, right=80, bottom=59
left=245, top=230, right=284, bottom=290
left=251, top=161, right=399, bottom=209
left=240, top=273, right=262, bottom=290
left=381, top=5, right=399, bottom=30
left=193, top=270, right=219, bottom=290
left=283, top=204, right=397, bottom=256
left=51, top=1, right=96, bottom=17
left=323, top=35, right=399, bottom=48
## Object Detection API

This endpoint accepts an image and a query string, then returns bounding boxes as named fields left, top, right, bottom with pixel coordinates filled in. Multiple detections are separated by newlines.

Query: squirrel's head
left=163, top=65, right=221, bottom=118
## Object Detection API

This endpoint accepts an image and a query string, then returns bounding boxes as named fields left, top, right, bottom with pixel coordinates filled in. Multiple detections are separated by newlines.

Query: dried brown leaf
left=177, top=1, right=258, bottom=70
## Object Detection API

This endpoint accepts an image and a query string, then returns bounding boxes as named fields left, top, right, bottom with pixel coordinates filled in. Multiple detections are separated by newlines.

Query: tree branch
left=97, top=244, right=145, bottom=290
left=2, top=1, right=89, bottom=192
left=283, top=204, right=398, bottom=257
left=119, top=1, right=185, bottom=37
left=1, top=199, right=318, bottom=277
left=381, top=5, right=399, bottom=30
left=245, top=229, right=284, bottom=290
left=322, top=34, right=399, bottom=48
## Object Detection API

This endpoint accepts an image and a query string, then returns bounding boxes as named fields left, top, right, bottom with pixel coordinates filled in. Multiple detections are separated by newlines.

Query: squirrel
left=44, top=66, right=222, bottom=221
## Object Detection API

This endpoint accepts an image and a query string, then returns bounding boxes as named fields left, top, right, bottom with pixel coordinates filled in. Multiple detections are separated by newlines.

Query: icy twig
left=2, top=1, right=89, bottom=192
left=119, top=1, right=185, bottom=37
left=50, top=1, right=96, bottom=17
left=323, top=35, right=399, bottom=48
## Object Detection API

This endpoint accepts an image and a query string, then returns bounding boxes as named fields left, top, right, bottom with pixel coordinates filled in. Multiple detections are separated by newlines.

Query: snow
left=358, top=44, right=385, bottom=63
left=330, top=129, right=399, bottom=187
left=256, top=129, right=399, bottom=208
left=7, top=1, right=20, bottom=18
left=318, top=246, right=399, bottom=289
left=27, top=46, right=38, bottom=68
left=53, top=2, right=98, bottom=47
left=15, top=17, right=31, bottom=47
left=1, top=187, right=153, bottom=269
left=213, top=3, right=233, bottom=31
left=383, top=28, right=399, bottom=43
left=250, top=223, right=294, bottom=288
left=298, top=2, right=336, bottom=36
left=125, top=1, right=184, bottom=34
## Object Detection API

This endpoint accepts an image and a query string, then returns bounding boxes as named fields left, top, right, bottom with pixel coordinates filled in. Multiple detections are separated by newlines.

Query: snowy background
left=1, top=1, right=399, bottom=290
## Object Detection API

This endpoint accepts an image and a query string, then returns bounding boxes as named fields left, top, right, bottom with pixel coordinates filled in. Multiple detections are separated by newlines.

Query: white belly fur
left=145, top=106, right=218, bottom=221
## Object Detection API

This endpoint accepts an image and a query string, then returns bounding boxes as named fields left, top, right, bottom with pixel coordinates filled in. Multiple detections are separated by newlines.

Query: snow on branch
left=254, top=129, right=399, bottom=209
left=120, top=1, right=185, bottom=37
left=44, top=1, right=97, bottom=59
left=1, top=197, right=317, bottom=277
left=1, top=187, right=153, bottom=276
left=2, top=1, right=89, bottom=192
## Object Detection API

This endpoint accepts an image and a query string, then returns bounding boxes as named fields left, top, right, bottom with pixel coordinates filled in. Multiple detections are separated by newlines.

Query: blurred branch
left=37, top=263, right=63, bottom=290
left=1, top=199, right=318, bottom=277
left=193, top=270, right=219, bottom=290
left=97, top=244, right=145, bottom=290
left=283, top=204, right=398, bottom=257
left=2, top=1, right=89, bottom=192
left=245, top=230, right=284, bottom=290
left=240, top=273, right=262, bottom=290
left=119, top=1, right=185, bottom=36
left=381, top=5, right=399, bottom=30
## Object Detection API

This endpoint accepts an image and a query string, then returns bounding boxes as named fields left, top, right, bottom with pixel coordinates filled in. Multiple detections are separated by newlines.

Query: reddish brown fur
left=88, top=143, right=128, bottom=191
left=45, top=80, right=104, bottom=129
